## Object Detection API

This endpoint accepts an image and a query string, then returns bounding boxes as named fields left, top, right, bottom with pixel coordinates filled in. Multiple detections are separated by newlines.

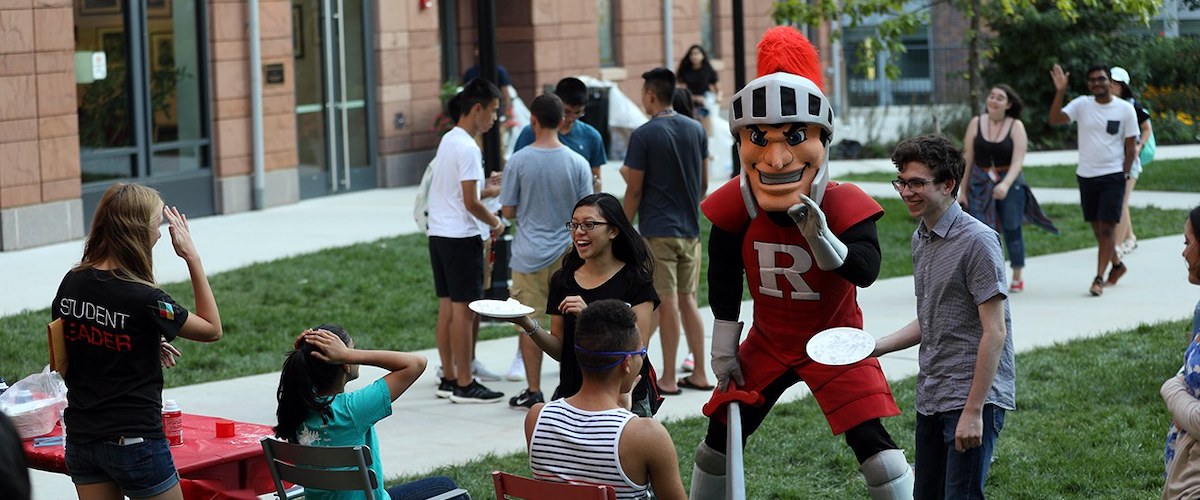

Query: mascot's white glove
left=711, top=319, right=745, bottom=390
left=788, top=194, right=848, bottom=271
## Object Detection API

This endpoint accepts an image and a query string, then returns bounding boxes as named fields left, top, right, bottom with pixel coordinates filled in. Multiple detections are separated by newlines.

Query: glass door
left=294, top=0, right=375, bottom=198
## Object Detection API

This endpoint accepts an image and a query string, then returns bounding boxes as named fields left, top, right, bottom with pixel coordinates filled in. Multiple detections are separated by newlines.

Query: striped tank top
left=529, top=399, right=651, bottom=499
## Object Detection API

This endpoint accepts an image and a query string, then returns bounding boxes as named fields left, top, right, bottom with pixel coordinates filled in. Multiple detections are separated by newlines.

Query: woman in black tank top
left=961, top=84, right=1057, bottom=293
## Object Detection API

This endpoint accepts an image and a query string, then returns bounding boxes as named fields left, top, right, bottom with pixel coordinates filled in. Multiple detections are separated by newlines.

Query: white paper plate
left=806, top=327, right=876, bottom=366
left=468, top=298, right=534, bottom=319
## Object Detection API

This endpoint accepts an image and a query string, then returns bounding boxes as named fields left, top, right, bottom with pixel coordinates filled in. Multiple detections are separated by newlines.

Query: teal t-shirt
left=297, top=377, right=393, bottom=500
left=513, top=120, right=607, bottom=168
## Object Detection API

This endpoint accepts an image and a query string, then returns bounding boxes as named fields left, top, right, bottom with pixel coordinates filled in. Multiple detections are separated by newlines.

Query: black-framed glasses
left=891, top=178, right=936, bottom=192
left=564, top=107, right=586, bottom=118
left=566, top=221, right=609, bottom=231
left=574, top=345, right=648, bottom=371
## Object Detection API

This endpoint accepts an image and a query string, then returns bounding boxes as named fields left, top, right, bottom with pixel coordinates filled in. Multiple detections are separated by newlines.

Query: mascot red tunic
left=688, top=27, right=914, bottom=499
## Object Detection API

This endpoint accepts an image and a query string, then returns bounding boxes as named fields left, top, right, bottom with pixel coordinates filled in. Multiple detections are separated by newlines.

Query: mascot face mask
left=736, top=121, right=827, bottom=212
left=728, top=29, right=835, bottom=215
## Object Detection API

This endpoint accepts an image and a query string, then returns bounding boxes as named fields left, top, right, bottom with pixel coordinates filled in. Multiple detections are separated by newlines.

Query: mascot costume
left=690, top=27, right=914, bottom=499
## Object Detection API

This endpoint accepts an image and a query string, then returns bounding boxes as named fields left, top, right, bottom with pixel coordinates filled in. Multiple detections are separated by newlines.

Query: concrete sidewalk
left=18, top=144, right=1200, bottom=497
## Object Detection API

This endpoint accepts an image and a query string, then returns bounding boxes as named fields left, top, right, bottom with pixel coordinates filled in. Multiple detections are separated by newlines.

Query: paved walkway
left=18, top=145, right=1200, bottom=498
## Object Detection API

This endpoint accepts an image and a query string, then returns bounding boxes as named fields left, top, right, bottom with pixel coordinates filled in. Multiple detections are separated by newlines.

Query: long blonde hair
left=75, top=183, right=164, bottom=286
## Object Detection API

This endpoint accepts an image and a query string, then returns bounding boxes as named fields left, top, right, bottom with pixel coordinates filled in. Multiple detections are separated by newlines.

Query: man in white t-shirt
left=428, top=78, right=507, bottom=403
left=1048, top=63, right=1138, bottom=297
left=499, top=94, right=594, bottom=410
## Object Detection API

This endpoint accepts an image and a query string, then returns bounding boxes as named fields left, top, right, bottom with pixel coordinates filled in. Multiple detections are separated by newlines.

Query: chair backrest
left=491, top=471, right=616, bottom=500
left=260, top=437, right=379, bottom=500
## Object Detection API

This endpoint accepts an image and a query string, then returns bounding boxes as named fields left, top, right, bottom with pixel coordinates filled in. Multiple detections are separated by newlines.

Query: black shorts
left=428, top=236, right=484, bottom=302
left=1077, top=172, right=1126, bottom=222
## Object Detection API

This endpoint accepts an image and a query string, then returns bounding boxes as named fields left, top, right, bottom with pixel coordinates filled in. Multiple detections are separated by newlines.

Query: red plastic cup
left=214, top=420, right=235, bottom=438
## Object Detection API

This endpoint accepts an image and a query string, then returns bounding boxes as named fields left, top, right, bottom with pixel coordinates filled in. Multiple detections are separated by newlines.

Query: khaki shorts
left=647, top=237, right=701, bottom=295
left=511, top=260, right=563, bottom=317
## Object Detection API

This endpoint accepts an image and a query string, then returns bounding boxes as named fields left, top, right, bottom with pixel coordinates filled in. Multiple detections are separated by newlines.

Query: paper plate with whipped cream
left=806, top=327, right=876, bottom=366
left=468, top=298, right=534, bottom=319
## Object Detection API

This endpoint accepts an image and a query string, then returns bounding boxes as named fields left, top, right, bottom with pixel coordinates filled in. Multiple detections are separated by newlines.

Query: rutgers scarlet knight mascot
left=690, top=27, right=914, bottom=499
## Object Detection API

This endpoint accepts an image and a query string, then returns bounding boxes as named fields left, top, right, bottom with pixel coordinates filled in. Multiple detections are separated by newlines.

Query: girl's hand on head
left=559, top=295, right=587, bottom=316
left=304, top=329, right=351, bottom=364
left=164, top=206, right=198, bottom=260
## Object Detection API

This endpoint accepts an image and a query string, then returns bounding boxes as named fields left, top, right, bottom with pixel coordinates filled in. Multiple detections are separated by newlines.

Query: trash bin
left=484, top=229, right=513, bottom=301
left=580, top=86, right=611, bottom=156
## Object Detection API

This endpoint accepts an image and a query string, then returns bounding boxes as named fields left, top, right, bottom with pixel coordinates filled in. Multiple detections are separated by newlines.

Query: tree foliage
left=981, top=2, right=1141, bottom=149
left=772, top=0, right=1164, bottom=111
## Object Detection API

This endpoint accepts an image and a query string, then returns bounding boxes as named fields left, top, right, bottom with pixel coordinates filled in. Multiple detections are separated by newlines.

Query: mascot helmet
left=730, top=27, right=835, bottom=214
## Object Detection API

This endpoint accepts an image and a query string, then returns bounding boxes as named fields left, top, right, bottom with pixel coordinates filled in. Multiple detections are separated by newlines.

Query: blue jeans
left=914, top=404, right=1006, bottom=500
left=387, top=476, right=467, bottom=500
left=995, top=181, right=1026, bottom=269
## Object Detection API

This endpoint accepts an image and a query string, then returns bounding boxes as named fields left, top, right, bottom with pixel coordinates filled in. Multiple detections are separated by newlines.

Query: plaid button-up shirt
left=912, top=202, right=1016, bottom=415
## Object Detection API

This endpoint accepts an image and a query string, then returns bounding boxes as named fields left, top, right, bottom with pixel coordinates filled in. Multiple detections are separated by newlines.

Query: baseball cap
left=1110, top=66, right=1131, bottom=85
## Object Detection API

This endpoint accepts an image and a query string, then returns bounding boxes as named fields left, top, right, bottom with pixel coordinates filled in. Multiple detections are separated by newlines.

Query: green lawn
left=395, top=319, right=1190, bottom=498
left=1, top=202, right=1189, bottom=386
left=835, top=157, right=1200, bottom=193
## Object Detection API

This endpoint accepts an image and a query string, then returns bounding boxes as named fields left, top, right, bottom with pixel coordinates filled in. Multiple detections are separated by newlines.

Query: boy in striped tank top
left=526, top=299, right=687, bottom=499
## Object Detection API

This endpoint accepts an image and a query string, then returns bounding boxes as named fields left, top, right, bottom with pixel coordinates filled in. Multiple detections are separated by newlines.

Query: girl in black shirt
left=53, top=183, right=222, bottom=499
left=502, top=193, right=663, bottom=416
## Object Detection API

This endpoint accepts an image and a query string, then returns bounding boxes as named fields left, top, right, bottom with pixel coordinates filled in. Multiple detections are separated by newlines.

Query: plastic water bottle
left=162, top=399, right=183, bottom=447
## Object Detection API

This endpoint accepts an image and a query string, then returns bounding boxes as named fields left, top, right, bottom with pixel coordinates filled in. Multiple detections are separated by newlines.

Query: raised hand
left=303, top=329, right=353, bottom=364
left=1050, top=64, right=1069, bottom=92
left=164, top=206, right=198, bottom=261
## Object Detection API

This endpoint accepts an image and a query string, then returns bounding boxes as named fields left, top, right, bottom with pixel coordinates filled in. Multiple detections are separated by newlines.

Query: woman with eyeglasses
left=958, top=83, right=1057, bottom=293
left=502, top=193, right=663, bottom=417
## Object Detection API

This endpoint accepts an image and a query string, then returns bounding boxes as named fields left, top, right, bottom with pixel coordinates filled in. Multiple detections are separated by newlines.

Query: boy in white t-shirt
left=427, top=78, right=507, bottom=403
left=1048, top=63, right=1138, bottom=297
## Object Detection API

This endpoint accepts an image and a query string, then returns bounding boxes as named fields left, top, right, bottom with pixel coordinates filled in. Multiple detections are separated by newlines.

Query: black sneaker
left=449, top=381, right=504, bottom=404
left=435, top=377, right=456, bottom=399
left=508, top=389, right=544, bottom=409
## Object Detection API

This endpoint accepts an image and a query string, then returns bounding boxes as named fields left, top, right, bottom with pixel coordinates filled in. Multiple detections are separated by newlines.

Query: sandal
left=1089, top=276, right=1104, bottom=296
left=678, top=377, right=715, bottom=391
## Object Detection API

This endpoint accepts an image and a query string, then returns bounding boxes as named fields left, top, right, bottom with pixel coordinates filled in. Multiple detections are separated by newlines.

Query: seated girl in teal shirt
left=273, top=325, right=467, bottom=500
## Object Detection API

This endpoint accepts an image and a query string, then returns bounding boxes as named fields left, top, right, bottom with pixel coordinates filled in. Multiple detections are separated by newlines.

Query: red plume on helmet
left=755, top=26, right=823, bottom=89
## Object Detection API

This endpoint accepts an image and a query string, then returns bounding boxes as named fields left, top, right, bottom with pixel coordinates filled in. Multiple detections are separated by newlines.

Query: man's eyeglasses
left=574, top=345, right=648, bottom=371
left=564, top=107, right=586, bottom=118
left=891, top=178, right=937, bottom=192
left=566, top=221, right=609, bottom=231
left=1087, top=76, right=1110, bottom=83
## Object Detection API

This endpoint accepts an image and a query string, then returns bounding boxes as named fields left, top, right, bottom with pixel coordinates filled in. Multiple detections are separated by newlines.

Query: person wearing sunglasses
left=525, top=299, right=686, bottom=499
left=499, top=193, right=664, bottom=417
left=1048, top=63, right=1139, bottom=296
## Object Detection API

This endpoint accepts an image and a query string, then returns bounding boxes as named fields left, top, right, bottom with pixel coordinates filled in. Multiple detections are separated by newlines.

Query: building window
left=598, top=0, right=617, bottom=67
left=844, top=27, right=945, bottom=106
left=700, top=0, right=717, bottom=57
left=74, top=0, right=212, bottom=214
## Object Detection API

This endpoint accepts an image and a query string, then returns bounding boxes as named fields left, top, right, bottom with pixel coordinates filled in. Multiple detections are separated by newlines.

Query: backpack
left=413, top=159, right=435, bottom=235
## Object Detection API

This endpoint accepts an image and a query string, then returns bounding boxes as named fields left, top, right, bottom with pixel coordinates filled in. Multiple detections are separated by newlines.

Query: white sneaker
left=472, top=359, right=502, bottom=382
left=506, top=351, right=525, bottom=381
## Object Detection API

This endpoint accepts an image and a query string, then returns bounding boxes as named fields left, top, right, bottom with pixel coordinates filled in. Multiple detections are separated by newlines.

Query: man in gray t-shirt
left=499, top=94, right=593, bottom=409
left=874, top=135, right=1015, bottom=499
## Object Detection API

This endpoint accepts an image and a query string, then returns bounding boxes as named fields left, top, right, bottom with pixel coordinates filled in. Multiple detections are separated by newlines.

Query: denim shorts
left=66, top=437, right=179, bottom=497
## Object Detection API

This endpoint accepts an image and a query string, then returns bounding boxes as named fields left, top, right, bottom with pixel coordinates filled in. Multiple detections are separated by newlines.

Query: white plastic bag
left=0, top=366, right=67, bottom=439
